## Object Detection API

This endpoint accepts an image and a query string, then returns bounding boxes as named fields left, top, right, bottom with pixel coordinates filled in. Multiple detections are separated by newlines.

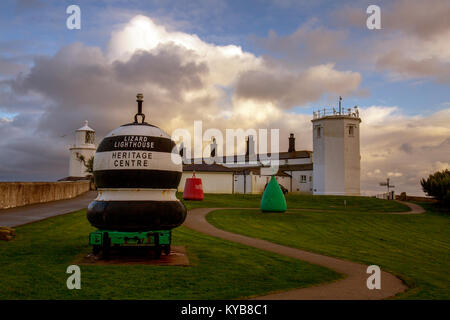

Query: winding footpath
left=184, top=201, right=425, bottom=300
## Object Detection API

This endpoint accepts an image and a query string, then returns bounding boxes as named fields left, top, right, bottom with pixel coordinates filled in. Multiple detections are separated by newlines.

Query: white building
left=181, top=137, right=314, bottom=194
left=311, top=103, right=361, bottom=195
left=179, top=163, right=295, bottom=194
left=68, top=121, right=96, bottom=178
left=182, top=101, right=361, bottom=196
left=179, top=163, right=235, bottom=194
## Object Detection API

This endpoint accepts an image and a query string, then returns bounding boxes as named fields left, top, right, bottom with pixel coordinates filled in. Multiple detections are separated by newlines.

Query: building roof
left=183, top=162, right=235, bottom=173
left=182, top=162, right=313, bottom=175
left=187, top=150, right=312, bottom=165
left=57, top=176, right=92, bottom=181
left=278, top=163, right=313, bottom=172
left=277, top=151, right=312, bottom=159
left=232, top=166, right=292, bottom=177
left=76, top=120, right=95, bottom=132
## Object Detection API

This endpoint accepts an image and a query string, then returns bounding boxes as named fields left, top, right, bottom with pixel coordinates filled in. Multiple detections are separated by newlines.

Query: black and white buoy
left=87, top=94, right=186, bottom=232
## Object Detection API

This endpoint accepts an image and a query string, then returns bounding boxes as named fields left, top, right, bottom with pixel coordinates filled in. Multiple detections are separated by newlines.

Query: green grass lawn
left=0, top=208, right=340, bottom=300
left=179, top=192, right=410, bottom=212
left=1, top=193, right=434, bottom=299
left=207, top=204, right=450, bottom=299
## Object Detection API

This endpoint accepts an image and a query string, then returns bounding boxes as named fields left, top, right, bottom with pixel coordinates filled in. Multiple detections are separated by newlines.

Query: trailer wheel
left=92, top=245, right=101, bottom=255
left=102, top=236, right=111, bottom=260
left=163, top=245, right=171, bottom=255
left=154, top=247, right=162, bottom=259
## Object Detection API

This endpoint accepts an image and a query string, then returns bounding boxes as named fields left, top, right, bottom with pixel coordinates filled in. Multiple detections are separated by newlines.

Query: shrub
left=420, top=169, right=450, bottom=207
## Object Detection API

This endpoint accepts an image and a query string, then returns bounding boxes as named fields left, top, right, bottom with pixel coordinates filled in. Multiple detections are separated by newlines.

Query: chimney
left=288, top=133, right=295, bottom=152
left=210, top=137, right=217, bottom=158
left=246, top=135, right=255, bottom=157
left=179, top=142, right=184, bottom=157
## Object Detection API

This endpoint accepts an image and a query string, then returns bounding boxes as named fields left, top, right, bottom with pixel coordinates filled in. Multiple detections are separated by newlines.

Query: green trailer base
left=89, top=230, right=171, bottom=258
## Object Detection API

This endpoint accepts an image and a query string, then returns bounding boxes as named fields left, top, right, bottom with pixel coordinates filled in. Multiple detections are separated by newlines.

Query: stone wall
left=0, top=181, right=90, bottom=209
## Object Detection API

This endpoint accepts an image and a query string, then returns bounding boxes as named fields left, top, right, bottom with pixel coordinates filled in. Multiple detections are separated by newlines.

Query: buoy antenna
left=134, top=93, right=146, bottom=124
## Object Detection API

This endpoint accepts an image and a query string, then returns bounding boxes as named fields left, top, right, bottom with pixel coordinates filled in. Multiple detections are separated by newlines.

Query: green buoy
left=260, top=176, right=287, bottom=212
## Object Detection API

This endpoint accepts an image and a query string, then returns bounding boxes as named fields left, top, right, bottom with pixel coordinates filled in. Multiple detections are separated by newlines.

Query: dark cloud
left=8, top=41, right=211, bottom=136
left=0, top=40, right=215, bottom=180
left=113, top=44, right=208, bottom=95
left=400, top=143, right=413, bottom=154
left=0, top=113, right=67, bottom=181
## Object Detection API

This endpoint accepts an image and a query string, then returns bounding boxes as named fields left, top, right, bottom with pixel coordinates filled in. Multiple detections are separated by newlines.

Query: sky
left=0, top=0, right=449, bottom=195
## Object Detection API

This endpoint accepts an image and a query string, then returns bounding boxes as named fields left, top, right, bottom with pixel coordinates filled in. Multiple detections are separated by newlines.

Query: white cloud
left=358, top=106, right=400, bottom=125
left=360, top=106, right=450, bottom=195
left=107, top=15, right=261, bottom=87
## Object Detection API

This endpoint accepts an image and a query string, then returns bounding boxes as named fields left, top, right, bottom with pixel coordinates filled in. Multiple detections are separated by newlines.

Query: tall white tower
left=311, top=99, right=361, bottom=195
left=69, top=120, right=96, bottom=177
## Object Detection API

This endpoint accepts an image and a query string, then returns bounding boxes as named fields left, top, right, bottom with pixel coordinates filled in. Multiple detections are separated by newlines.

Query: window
left=300, top=175, right=307, bottom=183
left=85, top=131, right=95, bottom=144
left=316, top=126, right=322, bottom=138
left=348, top=126, right=355, bottom=137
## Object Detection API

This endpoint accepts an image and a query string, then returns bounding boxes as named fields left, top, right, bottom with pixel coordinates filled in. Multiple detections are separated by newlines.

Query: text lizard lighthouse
left=311, top=97, right=361, bottom=195
left=69, top=120, right=96, bottom=178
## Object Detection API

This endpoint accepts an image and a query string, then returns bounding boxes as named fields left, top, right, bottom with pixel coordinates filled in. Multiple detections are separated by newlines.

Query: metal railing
left=313, top=106, right=360, bottom=120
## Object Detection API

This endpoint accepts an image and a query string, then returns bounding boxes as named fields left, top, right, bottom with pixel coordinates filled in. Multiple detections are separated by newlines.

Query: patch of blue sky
left=0, top=111, right=18, bottom=120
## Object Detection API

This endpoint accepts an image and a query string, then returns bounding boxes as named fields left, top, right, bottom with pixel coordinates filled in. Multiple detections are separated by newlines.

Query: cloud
left=112, top=44, right=208, bottom=95
left=7, top=15, right=362, bottom=134
left=376, top=48, right=450, bottom=84
left=0, top=57, right=28, bottom=77
left=359, top=106, right=450, bottom=195
left=334, top=0, right=450, bottom=83
left=251, top=20, right=349, bottom=66
left=336, top=0, right=450, bottom=40
left=383, top=0, right=450, bottom=40
left=399, top=143, right=413, bottom=154
left=235, top=64, right=361, bottom=109
left=2, top=15, right=363, bottom=181
left=106, top=15, right=261, bottom=86
left=10, top=41, right=214, bottom=138
left=0, top=112, right=67, bottom=181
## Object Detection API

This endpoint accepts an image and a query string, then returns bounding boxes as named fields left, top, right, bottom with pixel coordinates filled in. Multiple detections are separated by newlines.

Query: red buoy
left=183, top=173, right=204, bottom=201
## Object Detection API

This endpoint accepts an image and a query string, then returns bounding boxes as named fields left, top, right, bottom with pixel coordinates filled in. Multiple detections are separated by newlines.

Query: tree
left=420, top=169, right=450, bottom=207
left=77, top=154, right=94, bottom=174
left=76, top=154, right=95, bottom=190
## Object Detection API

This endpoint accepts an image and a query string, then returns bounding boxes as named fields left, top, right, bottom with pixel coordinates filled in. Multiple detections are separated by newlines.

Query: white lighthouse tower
left=311, top=97, right=361, bottom=195
left=69, top=120, right=96, bottom=178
